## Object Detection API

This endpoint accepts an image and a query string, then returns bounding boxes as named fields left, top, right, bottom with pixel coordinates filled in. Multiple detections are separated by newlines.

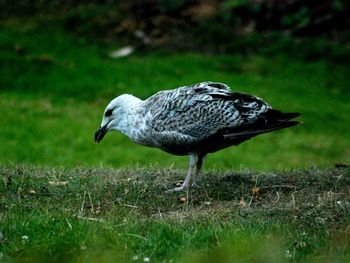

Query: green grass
left=0, top=165, right=349, bottom=262
left=0, top=20, right=349, bottom=170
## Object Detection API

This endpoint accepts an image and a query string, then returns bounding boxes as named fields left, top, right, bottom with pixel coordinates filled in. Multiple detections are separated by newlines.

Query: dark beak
left=94, top=125, right=108, bottom=143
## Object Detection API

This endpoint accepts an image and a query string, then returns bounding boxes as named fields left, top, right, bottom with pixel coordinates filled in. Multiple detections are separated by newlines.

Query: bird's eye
left=105, top=109, right=113, bottom=117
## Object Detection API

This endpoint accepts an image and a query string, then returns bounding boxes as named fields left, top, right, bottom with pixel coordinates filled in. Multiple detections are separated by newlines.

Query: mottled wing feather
left=143, top=82, right=271, bottom=146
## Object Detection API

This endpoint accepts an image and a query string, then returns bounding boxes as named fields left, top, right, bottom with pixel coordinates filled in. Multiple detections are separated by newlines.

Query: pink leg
left=165, top=153, right=196, bottom=193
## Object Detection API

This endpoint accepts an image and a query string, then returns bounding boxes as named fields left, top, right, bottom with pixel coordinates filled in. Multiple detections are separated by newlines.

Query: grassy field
left=0, top=165, right=349, bottom=262
left=1, top=18, right=350, bottom=262
left=1, top=20, right=350, bottom=170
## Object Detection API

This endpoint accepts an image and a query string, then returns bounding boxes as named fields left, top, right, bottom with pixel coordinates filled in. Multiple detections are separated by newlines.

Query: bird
left=95, top=81, right=300, bottom=192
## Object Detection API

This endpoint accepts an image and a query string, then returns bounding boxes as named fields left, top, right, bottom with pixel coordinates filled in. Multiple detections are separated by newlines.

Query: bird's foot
left=165, top=185, right=188, bottom=193
left=191, top=182, right=200, bottom=188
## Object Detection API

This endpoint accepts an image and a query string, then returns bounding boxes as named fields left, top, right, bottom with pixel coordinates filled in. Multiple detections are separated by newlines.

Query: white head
left=94, top=94, right=141, bottom=143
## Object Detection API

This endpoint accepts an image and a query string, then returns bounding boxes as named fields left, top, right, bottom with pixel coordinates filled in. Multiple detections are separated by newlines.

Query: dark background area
left=1, top=0, right=350, bottom=61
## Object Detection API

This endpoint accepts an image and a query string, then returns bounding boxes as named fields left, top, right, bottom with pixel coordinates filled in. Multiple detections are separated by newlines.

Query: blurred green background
left=1, top=0, right=349, bottom=170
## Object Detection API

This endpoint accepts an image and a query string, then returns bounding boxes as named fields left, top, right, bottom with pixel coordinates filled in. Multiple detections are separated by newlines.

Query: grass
left=0, top=165, right=349, bottom=262
left=0, top=20, right=349, bottom=170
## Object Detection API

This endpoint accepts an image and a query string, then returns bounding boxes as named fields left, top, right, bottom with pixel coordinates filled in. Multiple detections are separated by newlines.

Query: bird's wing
left=143, top=82, right=273, bottom=145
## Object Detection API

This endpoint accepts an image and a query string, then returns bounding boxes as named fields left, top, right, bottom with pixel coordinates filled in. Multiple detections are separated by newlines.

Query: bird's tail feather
left=266, top=109, right=301, bottom=121
left=222, top=107, right=301, bottom=141
left=223, top=120, right=299, bottom=139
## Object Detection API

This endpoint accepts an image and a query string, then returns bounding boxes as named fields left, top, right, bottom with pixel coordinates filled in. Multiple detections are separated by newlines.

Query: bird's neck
left=116, top=100, right=148, bottom=142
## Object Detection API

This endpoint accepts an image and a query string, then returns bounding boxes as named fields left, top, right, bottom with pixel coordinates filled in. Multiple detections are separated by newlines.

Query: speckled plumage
left=95, top=81, right=300, bottom=192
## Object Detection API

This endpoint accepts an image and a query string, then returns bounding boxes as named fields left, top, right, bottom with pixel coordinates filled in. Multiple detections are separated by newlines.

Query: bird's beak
left=94, top=124, right=108, bottom=143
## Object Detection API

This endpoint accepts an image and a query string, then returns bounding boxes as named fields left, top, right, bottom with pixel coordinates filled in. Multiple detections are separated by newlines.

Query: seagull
left=95, top=82, right=300, bottom=192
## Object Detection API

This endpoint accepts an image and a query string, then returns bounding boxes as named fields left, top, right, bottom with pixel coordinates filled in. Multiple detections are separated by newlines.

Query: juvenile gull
left=95, top=82, right=300, bottom=192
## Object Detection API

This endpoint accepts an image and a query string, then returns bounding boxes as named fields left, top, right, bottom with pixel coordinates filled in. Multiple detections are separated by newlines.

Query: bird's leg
left=165, top=153, right=196, bottom=193
left=192, top=154, right=205, bottom=187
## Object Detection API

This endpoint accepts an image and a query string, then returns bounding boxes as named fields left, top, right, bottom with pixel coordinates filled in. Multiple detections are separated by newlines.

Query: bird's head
left=94, top=94, right=141, bottom=143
